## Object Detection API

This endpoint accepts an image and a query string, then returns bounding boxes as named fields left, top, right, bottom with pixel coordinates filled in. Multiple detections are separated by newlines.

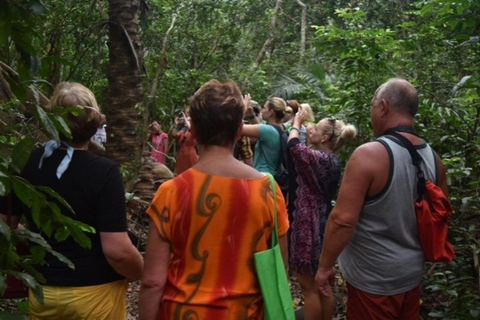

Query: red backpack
left=386, top=129, right=454, bottom=262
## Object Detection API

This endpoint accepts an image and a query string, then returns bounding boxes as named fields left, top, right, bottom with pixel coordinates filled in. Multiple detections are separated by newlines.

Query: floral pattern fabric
left=287, top=138, right=341, bottom=274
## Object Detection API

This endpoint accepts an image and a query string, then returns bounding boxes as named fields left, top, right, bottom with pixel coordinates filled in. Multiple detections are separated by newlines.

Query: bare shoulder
left=344, top=140, right=390, bottom=197
left=349, top=141, right=389, bottom=169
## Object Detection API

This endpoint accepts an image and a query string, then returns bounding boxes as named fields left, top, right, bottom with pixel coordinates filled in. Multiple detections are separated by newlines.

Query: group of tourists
left=0, top=77, right=449, bottom=320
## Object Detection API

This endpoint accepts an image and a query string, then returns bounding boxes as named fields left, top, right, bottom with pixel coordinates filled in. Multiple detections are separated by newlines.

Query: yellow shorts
left=28, top=279, right=128, bottom=320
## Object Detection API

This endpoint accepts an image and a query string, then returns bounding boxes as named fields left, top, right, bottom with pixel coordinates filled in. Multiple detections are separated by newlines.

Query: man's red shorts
left=346, top=283, right=420, bottom=320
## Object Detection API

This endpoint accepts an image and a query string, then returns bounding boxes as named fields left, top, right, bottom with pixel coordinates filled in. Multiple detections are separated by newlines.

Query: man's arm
left=100, top=231, right=144, bottom=281
left=315, top=143, right=380, bottom=297
left=139, top=221, right=171, bottom=320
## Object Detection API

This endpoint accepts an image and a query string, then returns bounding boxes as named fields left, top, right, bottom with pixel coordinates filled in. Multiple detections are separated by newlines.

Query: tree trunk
left=296, top=0, right=307, bottom=62
left=106, top=0, right=146, bottom=192
left=242, top=0, right=282, bottom=90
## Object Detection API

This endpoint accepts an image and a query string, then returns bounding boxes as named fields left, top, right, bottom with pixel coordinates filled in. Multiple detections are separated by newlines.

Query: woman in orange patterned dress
left=139, top=80, right=289, bottom=320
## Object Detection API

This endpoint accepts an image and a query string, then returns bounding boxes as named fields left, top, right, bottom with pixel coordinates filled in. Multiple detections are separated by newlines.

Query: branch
left=197, top=31, right=223, bottom=71
left=147, top=14, right=176, bottom=109
left=242, top=0, right=282, bottom=90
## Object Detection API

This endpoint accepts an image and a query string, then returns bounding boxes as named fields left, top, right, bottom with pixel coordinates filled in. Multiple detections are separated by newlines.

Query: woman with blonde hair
left=301, top=103, right=315, bottom=122
left=1, top=82, right=143, bottom=319
left=287, top=106, right=357, bottom=320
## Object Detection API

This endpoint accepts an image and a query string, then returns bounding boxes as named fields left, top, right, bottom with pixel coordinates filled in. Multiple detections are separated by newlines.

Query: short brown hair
left=189, top=79, right=244, bottom=147
left=48, top=82, right=102, bottom=143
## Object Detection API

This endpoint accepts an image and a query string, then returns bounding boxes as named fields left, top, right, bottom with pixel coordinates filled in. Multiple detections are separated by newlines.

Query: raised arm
left=288, top=104, right=306, bottom=142
left=241, top=124, right=261, bottom=138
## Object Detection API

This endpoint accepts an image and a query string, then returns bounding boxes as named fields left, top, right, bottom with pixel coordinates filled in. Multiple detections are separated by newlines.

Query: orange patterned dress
left=146, top=168, right=289, bottom=319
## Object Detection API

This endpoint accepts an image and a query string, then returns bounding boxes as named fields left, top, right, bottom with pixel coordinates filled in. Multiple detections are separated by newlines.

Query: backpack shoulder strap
left=268, top=124, right=287, bottom=166
left=384, top=129, right=426, bottom=198
left=384, top=130, right=421, bottom=166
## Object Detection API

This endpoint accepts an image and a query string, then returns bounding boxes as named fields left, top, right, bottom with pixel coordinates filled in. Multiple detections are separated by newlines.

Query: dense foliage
left=0, top=0, right=478, bottom=318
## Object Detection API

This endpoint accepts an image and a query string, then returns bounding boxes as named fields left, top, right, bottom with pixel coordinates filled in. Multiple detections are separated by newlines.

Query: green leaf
left=36, top=186, right=74, bottom=214
left=34, top=105, right=59, bottom=142
left=11, top=137, right=36, bottom=173
left=51, top=106, right=83, bottom=117
left=63, top=218, right=93, bottom=249
left=29, top=246, right=46, bottom=263
left=16, top=229, right=74, bottom=270
left=16, top=299, right=29, bottom=315
left=49, top=250, right=75, bottom=270
left=47, top=114, right=72, bottom=140
left=10, top=177, right=46, bottom=228
left=0, top=219, right=12, bottom=242
left=53, top=226, right=69, bottom=242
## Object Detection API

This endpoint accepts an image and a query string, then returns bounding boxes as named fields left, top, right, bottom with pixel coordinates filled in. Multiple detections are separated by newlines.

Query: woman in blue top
left=242, top=96, right=287, bottom=175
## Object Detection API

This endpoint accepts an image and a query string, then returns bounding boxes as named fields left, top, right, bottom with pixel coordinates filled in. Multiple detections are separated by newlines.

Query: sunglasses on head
left=327, top=116, right=336, bottom=141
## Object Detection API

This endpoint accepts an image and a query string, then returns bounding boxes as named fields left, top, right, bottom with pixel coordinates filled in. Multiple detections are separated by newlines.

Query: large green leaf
left=16, top=229, right=74, bottom=270
left=10, top=176, right=45, bottom=211
left=36, top=186, right=74, bottom=214
left=34, top=105, right=59, bottom=142
left=47, top=114, right=72, bottom=140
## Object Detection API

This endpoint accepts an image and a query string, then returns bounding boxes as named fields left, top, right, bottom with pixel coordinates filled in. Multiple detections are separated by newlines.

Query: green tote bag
left=254, top=173, right=295, bottom=320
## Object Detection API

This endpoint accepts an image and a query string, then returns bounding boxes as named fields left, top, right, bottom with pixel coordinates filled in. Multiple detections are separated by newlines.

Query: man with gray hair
left=315, top=78, right=449, bottom=319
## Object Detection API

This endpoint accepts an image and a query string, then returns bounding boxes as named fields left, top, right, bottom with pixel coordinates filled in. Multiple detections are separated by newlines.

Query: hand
left=243, top=94, right=254, bottom=117
left=243, top=93, right=251, bottom=109
left=174, top=113, right=182, bottom=125
left=315, top=265, right=336, bottom=298
left=293, top=105, right=307, bottom=127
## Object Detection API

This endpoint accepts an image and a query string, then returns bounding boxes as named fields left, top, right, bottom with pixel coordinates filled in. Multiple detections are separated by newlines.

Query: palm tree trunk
left=106, top=0, right=145, bottom=192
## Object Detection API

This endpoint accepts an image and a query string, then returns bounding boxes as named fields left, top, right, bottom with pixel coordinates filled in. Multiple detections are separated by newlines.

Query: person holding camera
left=171, top=110, right=198, bottom=175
